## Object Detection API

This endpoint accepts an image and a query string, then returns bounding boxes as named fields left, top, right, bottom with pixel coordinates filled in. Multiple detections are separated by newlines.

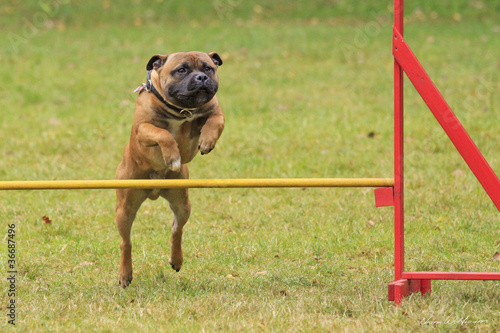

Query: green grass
left=1, top=0, right=499, bottom=331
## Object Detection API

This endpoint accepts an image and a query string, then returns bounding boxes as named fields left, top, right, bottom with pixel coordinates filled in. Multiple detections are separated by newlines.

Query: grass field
left=1, top=0, right=499, bottom=331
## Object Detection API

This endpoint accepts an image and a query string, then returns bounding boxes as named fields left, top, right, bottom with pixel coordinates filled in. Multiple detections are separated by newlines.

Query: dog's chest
left=169, top=120, right=194, bottom=145
left=154, top=115, right=208, bottom=162
left=161, top=116, right=205, bottom=141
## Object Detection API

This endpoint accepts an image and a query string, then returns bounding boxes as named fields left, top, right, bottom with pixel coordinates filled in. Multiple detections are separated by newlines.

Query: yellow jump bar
left=0, top=178, right=394, bottom=190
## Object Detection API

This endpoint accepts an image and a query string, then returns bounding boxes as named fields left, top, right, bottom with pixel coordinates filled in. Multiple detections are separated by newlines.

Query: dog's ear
left=207, top=52, right=223, bottom=67
left=146, top=54, right=169, bottom=71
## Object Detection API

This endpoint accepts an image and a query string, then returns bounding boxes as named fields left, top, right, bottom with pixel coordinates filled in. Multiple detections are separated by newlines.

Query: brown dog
left=115, top=52, right=224, bottom=287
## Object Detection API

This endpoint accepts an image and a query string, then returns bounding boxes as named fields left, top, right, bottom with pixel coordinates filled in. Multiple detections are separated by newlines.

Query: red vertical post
left=394, top=0, right=404, bottom=282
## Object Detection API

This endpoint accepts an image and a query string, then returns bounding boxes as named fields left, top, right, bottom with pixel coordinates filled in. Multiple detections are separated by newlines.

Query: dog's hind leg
left=115, top=187, right=149, bottom=287
left=160, top=164, right=191, bottom=272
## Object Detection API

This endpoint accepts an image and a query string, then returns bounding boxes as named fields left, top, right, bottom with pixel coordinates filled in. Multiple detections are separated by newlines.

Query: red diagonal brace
left=393, top=27, right=500, bottom=211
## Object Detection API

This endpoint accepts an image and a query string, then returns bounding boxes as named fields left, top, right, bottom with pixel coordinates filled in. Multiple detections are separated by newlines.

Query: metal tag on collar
left=145, top=70, right=152, bottom=91
left=180, top=109, right=193, bottom=118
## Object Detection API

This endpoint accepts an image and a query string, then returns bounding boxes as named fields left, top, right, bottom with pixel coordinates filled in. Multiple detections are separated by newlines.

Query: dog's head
left=146, top=51, right=222, bottom=109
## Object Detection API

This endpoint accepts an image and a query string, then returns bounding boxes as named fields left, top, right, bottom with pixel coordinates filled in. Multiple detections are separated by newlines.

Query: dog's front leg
left=198, top=113, right=225, bottom=155
left=136, top=123, right=181, bottom=171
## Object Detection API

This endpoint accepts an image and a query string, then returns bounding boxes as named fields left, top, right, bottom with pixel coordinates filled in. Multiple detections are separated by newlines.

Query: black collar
left=145, top=70, right=194, bottom=118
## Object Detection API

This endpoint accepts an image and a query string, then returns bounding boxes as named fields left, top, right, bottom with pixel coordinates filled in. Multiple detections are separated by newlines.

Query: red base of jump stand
left=388, top=273, right=500, bottom=305
left=388, top=279, right=431, bottom=305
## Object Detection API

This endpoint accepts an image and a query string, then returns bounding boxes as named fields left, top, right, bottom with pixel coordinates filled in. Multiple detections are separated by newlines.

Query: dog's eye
left=204, top=66, right=213, bottom=72
left=177, top=68, right=187, bottom=74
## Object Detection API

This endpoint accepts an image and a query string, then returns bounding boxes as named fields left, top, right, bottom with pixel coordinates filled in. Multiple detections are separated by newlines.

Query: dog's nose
left=194, top=74, right=209, bottom=83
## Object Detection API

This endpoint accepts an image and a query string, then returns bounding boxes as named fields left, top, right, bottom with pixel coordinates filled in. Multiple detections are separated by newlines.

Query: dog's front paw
left=162, top=145, right=182, bottom=172
left=198, top=130, right=218, bottom=155
left=166, top=156, right=181, bottom=172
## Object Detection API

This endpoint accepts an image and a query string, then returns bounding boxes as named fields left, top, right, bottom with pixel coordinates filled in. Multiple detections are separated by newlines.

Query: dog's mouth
left=175, top=87, right=212, bottom=99
left=191, top=82, right=216, bottom=94
left=168, top=88, right=216, bottom=109
left=168, top=80, right=218, bottom=108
